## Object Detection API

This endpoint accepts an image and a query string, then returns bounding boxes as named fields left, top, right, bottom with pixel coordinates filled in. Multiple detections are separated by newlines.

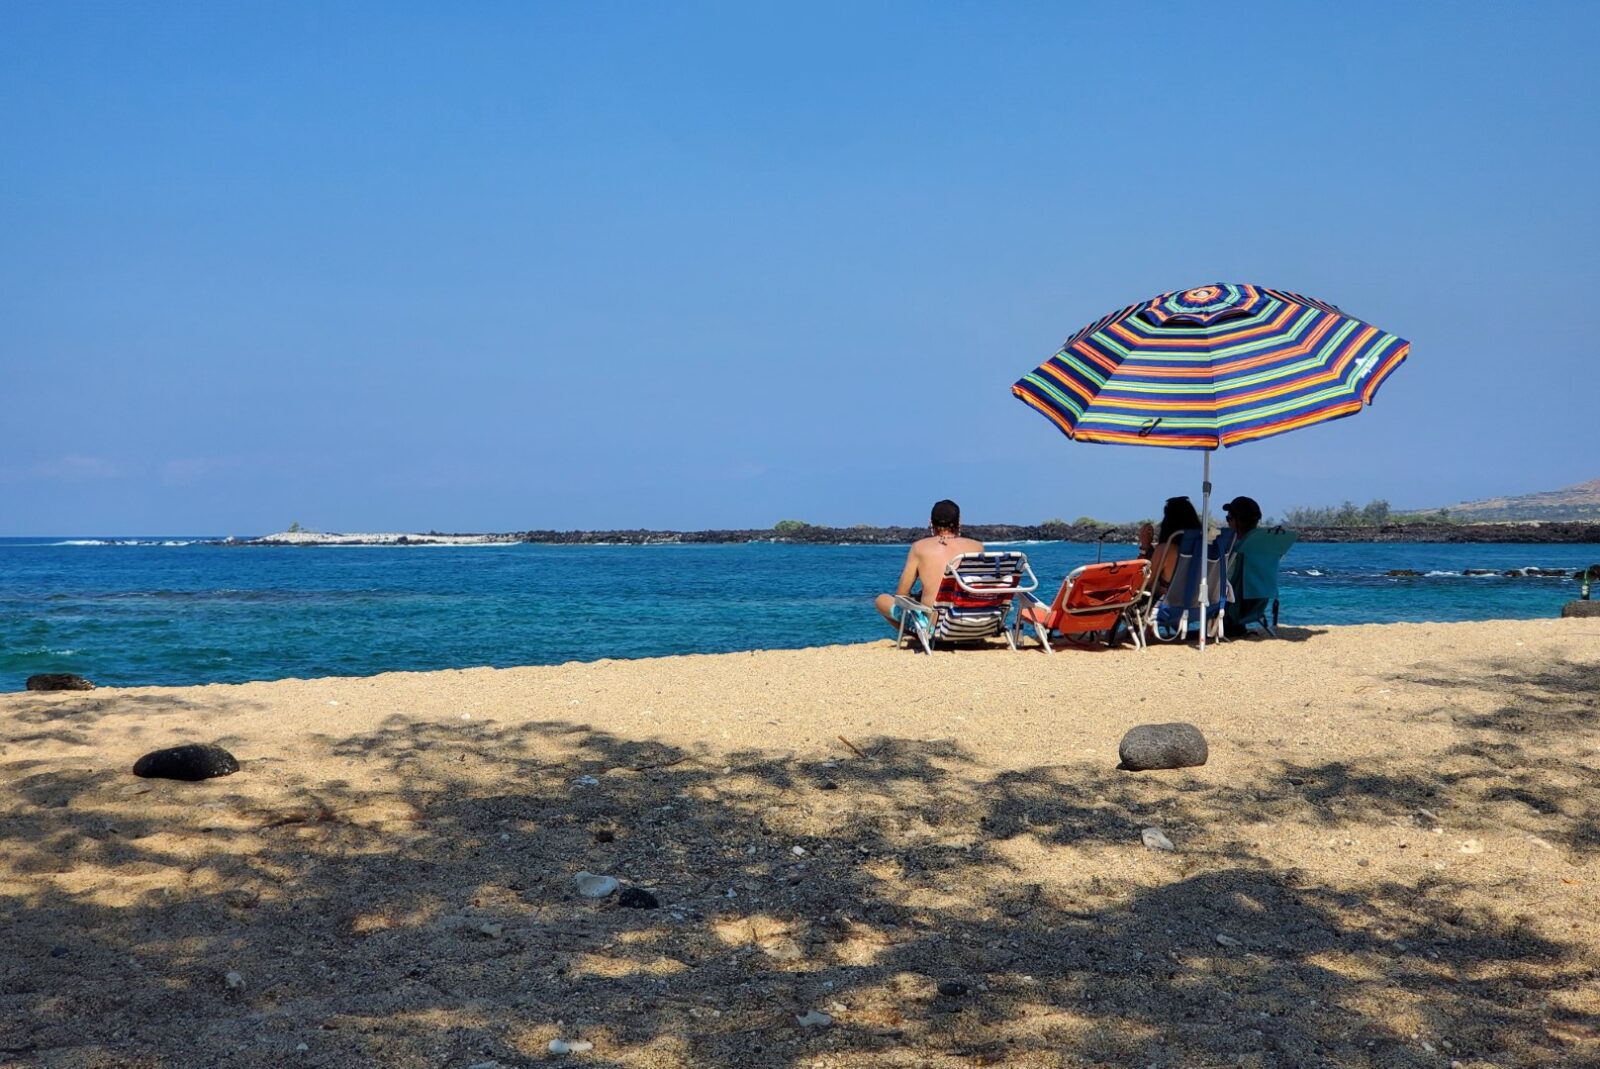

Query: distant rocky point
left=1428, top=477, right=1600, bottom=523
left=235, top=521, right=1600, bottom=547
left=248, top=530, right=513, bottom=546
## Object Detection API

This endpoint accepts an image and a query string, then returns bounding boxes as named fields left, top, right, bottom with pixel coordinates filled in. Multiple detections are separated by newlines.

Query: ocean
left=2, top=537, right=1596, bottom=690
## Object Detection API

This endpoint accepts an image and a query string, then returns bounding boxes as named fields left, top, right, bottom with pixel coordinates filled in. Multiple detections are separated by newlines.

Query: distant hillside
left=1428, top=478, right=1600, bottom=523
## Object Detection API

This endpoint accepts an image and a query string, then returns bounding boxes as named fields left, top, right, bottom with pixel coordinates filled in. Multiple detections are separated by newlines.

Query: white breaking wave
left=49, top=538, right=198, bottom=547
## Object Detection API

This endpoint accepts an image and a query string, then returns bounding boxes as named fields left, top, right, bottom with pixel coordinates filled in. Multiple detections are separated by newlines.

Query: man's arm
left=894, top=545, right=921, bottom=598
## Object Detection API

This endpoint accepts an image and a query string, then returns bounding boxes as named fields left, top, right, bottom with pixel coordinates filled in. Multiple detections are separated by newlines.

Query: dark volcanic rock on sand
left=618, top=887, right=660, bottom=909
left=1118, top=723, right=1209, bottom=771
left=26, top=673, right=95, bottom=691
left=133, top=744, right=240, bottom=781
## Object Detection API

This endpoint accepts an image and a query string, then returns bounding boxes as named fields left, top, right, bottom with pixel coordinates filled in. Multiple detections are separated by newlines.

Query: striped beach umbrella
left=1012, top=282, right=1410, bottom=646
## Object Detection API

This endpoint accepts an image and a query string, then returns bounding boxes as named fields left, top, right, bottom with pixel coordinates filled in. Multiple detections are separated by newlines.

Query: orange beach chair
left=1013, top=559, right=1152, bottom=651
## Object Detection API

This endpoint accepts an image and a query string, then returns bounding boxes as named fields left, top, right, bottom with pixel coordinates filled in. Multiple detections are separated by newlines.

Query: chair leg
left=1035, top=621, right=1054, bottom=653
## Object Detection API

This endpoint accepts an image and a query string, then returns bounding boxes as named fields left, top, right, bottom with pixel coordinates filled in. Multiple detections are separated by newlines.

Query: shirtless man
left=874, top=499, right=985, bottom=627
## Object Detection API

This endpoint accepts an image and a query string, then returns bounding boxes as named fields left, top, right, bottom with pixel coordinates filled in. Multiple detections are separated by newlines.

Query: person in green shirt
left=1215, top=496, right=1263, bottom=636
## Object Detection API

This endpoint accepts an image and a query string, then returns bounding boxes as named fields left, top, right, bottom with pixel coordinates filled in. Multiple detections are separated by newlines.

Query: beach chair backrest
left=1032, top=558, right=1151, bottom=637
left=1160, top=531, right=1226, bottom=612
left=1062, top=559, right=1150, bottom=618
left=1235, top=526, right=1297, bottom=602
left=930, top=552, right=1036, bottom=641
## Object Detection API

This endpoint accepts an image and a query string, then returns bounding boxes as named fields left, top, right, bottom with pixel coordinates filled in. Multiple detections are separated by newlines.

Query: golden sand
left=3, top=619, right=1598, bottom=1068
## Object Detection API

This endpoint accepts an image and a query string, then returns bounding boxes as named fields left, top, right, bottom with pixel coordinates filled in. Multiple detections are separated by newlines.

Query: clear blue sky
left=3, top=2, right=1596, bottom=534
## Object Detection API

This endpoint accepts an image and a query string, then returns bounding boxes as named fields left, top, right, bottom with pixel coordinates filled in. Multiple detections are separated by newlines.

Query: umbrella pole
left=1198, top=449, right=1213, bottom=651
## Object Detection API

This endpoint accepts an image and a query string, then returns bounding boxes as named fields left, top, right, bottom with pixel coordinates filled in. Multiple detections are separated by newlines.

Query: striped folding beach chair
left=894, top=552, right=1038, bottom=654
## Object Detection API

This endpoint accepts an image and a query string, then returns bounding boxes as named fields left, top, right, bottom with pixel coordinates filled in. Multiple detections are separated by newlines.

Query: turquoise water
left=1, top=537, right=1596, bottom=690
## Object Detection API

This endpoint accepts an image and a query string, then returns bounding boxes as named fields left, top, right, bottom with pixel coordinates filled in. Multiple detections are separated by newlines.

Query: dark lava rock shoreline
left=234, top=521, right=1600, bottom=547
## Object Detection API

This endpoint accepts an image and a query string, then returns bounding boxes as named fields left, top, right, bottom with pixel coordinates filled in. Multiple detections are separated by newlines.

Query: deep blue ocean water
left=2, top=537, right=1596, bottom=690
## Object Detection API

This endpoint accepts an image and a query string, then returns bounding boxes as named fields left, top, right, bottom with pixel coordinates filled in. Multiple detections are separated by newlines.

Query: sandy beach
left=3, top=620, right=1598, bottom=1068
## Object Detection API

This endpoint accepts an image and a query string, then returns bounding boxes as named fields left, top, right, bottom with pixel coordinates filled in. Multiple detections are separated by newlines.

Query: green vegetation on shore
left=1276, top=500, right=1456, bottom=527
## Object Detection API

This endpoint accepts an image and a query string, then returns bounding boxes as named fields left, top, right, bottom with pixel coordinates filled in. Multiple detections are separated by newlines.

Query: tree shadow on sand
left=2, top=688, right=1597, bottom=1068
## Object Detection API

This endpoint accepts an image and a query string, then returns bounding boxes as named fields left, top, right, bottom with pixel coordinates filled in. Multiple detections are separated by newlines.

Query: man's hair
left=930, top=499, right=961, bottom=532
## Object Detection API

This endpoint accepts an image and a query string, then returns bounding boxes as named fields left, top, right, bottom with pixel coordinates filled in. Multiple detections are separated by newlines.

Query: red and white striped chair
left=893, top=552, right=1037, bottom=653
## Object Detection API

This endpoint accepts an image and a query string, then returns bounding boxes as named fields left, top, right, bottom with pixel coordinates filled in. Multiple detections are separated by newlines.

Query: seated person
left=1144, top=496, right=1202, bottom=598
left=1213, top=495, right=1261, bottom=559
left=874, top=499, right=984, bottom=628
left=1216, top=495, right=1268, bottom=635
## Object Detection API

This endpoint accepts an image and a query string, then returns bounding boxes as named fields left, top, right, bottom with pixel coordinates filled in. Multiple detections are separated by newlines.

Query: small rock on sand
left=1118, top=723, right=1208, bottom=771
left=618, top=887, right=659, bottom=909
left=1215, top=933, right=1242, bottom=948
left=1140, top=827, right=1176, bottom=852
left=575, top=871, right=619, bottom=898
left=547, top=1039, right=593, bottom=1054
left=224, top=970, right=245, bottom=990
left=795, top=1010, right=832, bottom=1028
left=133, top=744, right=240, bottom=781
left=25, top=673, right=94, bottom=691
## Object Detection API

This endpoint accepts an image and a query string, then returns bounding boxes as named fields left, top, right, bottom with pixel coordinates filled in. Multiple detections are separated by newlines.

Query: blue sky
left=2, top=2, right=1596, bottom=534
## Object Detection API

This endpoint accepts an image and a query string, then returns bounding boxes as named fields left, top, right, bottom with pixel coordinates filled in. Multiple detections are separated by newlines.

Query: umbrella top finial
left=1142, top=283, right=1265, bottom=326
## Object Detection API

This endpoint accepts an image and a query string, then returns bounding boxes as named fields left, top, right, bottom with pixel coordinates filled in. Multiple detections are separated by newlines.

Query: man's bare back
left=874, top=500, right=984, bottom=627
left=902, top=532, right=985, bottom=605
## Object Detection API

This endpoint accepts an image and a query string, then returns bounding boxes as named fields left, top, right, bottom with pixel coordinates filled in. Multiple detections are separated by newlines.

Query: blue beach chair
left=1146, top=531, right=1228, bottom=643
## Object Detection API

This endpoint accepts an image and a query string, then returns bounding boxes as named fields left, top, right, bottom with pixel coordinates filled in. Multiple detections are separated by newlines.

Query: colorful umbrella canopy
left=1012, top=283, right=1410, bottom=648
left=1011, top=283, right=1409, bottom=450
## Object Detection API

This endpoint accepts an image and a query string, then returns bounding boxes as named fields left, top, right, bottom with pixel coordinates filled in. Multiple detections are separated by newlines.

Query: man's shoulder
left=911, top=535, right=985, bottom=554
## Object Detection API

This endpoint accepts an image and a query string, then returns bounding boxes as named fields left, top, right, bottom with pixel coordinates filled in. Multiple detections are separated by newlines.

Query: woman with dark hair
left=1145, top=496, right=1202, bottom=595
